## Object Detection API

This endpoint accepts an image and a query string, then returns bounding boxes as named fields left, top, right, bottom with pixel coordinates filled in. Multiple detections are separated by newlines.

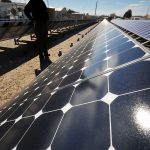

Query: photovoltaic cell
left=70, top=75, right=108, bottom=105
left=7, top=99, right=34, bottom=121
left=43, top=86, right=74, bottom=112
left=111, top=89, right=150, bottom=150
left=17, top=111, right=63, bottom=150
left=23, top=93, right=51, bottom=117
left=112, top=19, right=150, bottom=41
left=0, top=121, right=15, bottom=139
left=0, top=117, right=34, bottom=149
left=108, top=47, right=145, bottom=68
left=110, top=61, right=150, bottom=95
left=52, top=102, right=110, bottom=150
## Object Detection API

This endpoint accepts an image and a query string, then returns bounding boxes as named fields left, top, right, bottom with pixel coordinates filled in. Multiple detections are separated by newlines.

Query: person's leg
left=35, top=22, right=50, bottom=58
left=34, top=22, right=44, bottom=56
left=42, top=21, right=49, bottom=57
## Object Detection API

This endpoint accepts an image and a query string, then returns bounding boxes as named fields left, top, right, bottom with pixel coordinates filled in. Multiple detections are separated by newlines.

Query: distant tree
left=123, top=9, right=132, bottom=19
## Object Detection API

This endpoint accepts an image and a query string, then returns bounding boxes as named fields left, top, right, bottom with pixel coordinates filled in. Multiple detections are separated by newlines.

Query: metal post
left=95, top=0, right=98, bottom=16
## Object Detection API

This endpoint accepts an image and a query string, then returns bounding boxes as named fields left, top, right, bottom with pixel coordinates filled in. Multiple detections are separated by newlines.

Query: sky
left=11, top=0, right=150, bottom=16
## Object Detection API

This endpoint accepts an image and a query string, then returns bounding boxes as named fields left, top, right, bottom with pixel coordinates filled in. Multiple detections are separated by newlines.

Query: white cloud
left=139, top=0, right=150, bottom=2
left=128, top=3, right=144, bottom=8
left=139, top=1, right=145, bottom=3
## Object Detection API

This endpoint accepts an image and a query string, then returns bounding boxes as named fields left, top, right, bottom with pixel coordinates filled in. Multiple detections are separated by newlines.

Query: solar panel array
left=112, top=19, right=150, bottom=41
left=0, top=20, right=33, bottom=41
left=0, top=20, right=96, bottom=42
left=0, top=19, right=150, bottom=150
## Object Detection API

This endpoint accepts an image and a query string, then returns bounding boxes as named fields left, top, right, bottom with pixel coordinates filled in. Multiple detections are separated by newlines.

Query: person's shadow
left=35, top=55, right=52, bottom=76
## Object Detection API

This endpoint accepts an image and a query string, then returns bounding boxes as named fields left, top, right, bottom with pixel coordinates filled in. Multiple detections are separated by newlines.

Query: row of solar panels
left=112, top=19, right=150, bottom=41
left=0, top=20, right=150, bottom=149
left=0, top=19, right=97, bottom=41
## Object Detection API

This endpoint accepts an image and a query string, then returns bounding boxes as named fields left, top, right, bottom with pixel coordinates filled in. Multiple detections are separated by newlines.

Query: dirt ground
left=0, top=24, right=97, bottom=109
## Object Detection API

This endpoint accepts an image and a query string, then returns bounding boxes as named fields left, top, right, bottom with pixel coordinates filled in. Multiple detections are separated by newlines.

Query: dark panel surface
left=81, top=61, right=107, bottom=79
left=52, top=102, right=110, bottom=150
left=8, top=99, right=34, bottom=121
left=108, top=47, right=145, bottom=68
left=111, top=89, right=150, bottom=150
left=17, top=111, right=63, bottom=150
left=107, top=37, right=128, bottom=48
left=71, top=75, right=108, bottom=105
left=0, top=117, right=34, bottom=150
left=107, top=41, right=135, bottom=57
left=29, top=86, right=46, bottom=98
left=23, top=94, right=51, bottom=117
left=0, top=104, right=19, bottom=124
left=106, top=30, right=121, bottom=39
left=42, top=79, right=62, bottom=94
left=43, top=86, right=75, bottom=112
left=110, top=61, right=150, bottom=95
left=0, top=121, right=15, bottom=140
left=89, top=52, right=106, bottom=64
left=60, top=70, right=82, bottom=87
left=68, top=62, right=85, bottom=75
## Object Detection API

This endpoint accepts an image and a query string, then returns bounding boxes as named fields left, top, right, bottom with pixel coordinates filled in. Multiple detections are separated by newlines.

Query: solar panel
left=112, top=19, right=150, bottom=41
left=0, top=20, right=33, bottom=41
left=0, top=19, right=150, bottom=149
left=0, top=20, right=97, bottom=42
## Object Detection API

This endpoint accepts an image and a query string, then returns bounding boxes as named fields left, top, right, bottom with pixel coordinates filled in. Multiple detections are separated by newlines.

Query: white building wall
left=0, top=2, right=26, bottom=20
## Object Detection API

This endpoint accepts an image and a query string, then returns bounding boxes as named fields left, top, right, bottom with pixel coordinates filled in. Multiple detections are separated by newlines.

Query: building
left=54, top=7, right=81, bottom=20
left=54, top=7, right=68, bottom=20
left=0, top=2, right=26, bottom=20
left=146, top=14, right=150, bottom=20
left=131, top=16, right=146, bottom=20
left=0, top=3, right=96, bottom=21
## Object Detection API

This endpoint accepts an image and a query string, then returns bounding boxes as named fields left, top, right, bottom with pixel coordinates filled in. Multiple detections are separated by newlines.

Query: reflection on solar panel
left=0, top=19, right=150, bottom=149
left=112, top=19, right=150, bottom=41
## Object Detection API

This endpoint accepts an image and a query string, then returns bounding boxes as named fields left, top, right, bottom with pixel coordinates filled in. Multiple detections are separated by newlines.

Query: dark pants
left=34, top=21, right=48, bottom=55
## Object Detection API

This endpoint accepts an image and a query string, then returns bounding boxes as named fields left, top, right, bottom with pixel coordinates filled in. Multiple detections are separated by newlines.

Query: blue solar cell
left=112, top=20, right=150, bottom=41
left=52, top=102, right=110, bottom=150
left=110, top=61, right=150, bottom=95
left=80, top=60, right=107, bottom=79
left=0, top=117, right=34, bottom=149
left=71, top=75, right=108, bottom=105
left=108, top=47, right=145, bottom=68
left=111, top=89, right=150, bottom=150
left=23, top=93, right=51, bottom=117
left=43, top=86, right=75, bottom=112
left=17, top=111, right=63, bottom=150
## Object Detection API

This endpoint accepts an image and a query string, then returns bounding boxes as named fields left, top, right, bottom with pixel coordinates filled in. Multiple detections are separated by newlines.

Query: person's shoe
left=44, top=52, right=50, bottom=57
left=39, top=54, right=44, bottom=59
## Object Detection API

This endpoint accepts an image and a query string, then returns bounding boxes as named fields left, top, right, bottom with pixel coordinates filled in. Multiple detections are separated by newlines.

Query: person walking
left=24, top=0, right=50, bottom=58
